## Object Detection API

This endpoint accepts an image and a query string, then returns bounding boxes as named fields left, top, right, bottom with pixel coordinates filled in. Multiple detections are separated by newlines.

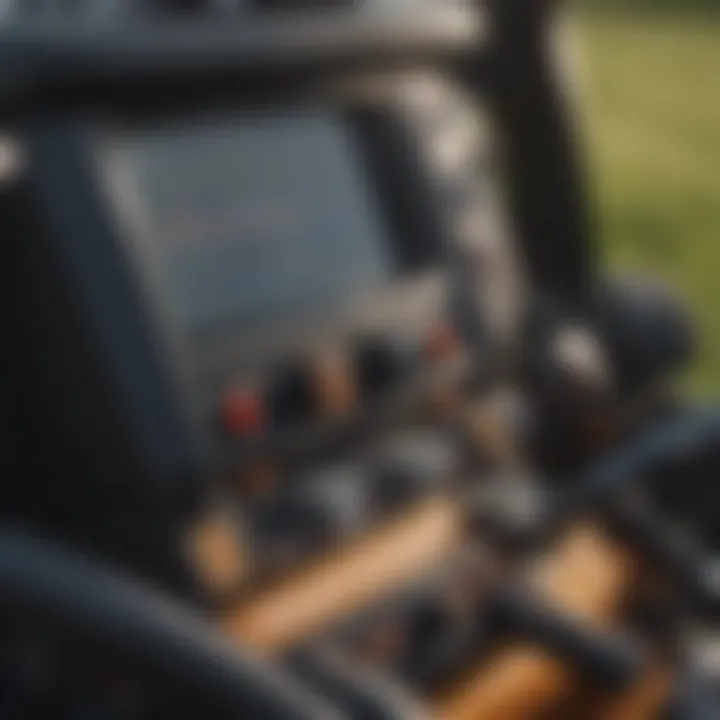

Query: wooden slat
left=225, top=499, right=462, bottom=653
left=531, top=523, right=637, bottom=623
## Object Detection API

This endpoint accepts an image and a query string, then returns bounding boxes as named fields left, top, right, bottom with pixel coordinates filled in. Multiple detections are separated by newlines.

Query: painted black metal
left=0, top=529, right=341, bottom=720
left=481, top=0, right=596, bottom=303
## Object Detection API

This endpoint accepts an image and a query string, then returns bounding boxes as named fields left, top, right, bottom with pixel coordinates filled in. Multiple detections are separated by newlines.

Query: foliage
left=578, top=11, right=720, bottom=394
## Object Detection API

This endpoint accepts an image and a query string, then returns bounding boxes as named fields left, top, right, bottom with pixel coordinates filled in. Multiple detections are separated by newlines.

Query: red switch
left=425, top=324, right=461, bottom=362
left=220, top=388, right=267, bottom=437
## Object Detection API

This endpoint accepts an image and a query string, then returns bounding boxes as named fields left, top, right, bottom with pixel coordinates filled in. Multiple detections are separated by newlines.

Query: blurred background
left=576, top=0, right=720, bottom=395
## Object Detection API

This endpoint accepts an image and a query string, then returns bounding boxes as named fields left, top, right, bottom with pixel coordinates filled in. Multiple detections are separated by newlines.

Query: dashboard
left=2, top=5, right=715, bottom=720
left=0, top=49, right=533, bottom=713
left=2, top=53, right=524, bottom=597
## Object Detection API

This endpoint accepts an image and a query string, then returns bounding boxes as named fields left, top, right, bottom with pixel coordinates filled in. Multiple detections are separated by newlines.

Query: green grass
left=576, top=11, right=720, bottom=395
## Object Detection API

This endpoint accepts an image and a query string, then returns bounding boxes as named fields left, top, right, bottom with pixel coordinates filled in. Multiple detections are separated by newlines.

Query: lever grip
left=486, top=590, right=643, bottom=689
left=435, top=523, right=636, bottom=720
left=552, top=407, right=720, bottom=520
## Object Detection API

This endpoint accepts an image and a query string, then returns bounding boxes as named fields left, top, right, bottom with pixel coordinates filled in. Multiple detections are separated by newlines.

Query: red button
left=220, top=388, right=267, bottom=437
left=425, top=324, right=462, bottom=362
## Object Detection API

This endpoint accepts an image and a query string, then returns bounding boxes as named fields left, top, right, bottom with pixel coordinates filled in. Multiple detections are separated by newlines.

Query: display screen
left=98, top=113, right=395, bottom=336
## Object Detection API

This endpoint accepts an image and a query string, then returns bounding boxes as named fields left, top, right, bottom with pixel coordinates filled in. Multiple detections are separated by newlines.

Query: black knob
left=486, top=590, right=644, bottom=690
left=356, top=337, right=417, bottom=399
left=296, top=467, right=369, bottom=541
left=253, top=467, right=369, bottom=564
left=590, top=275, right=696, bottom=396
left=372, top=432, right=460, bottom=510
left=397, top=597, right=479, bottom=688
left=269, top=361, right=316, bottom=428
left=467, top=474, right=548, bottom=547
left=526, top=320, right=615, bottom=416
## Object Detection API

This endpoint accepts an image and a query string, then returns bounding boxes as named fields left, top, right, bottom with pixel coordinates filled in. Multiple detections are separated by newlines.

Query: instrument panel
left=95, top=108, right=452, bottom=455
left=2, top=41, right=524, bottom=602
left=54, top=70, right=522, bottom=478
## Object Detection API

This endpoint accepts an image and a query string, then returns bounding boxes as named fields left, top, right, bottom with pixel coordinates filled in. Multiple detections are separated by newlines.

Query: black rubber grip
left=486, top=589, right=644, bottom=690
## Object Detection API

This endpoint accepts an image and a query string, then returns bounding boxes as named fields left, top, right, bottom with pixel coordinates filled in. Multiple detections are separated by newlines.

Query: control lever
left=552, top=407, right=720, bottom=521
left=552, top=408, right=720, bottom=615
left=485, top=589, right=643, bottom=689
left=435, top=523, right=638, bottom=720
left=474, top=408, right=720, bottom=611
left=606, top=499, right=720, bottom=616
left=437, top=410, right=720, bottom=720
left=397, top=593, right=481, bottom=689
left=392, top=588, right=643, bottom=696
left=524, top=277, right=696, bottom=476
